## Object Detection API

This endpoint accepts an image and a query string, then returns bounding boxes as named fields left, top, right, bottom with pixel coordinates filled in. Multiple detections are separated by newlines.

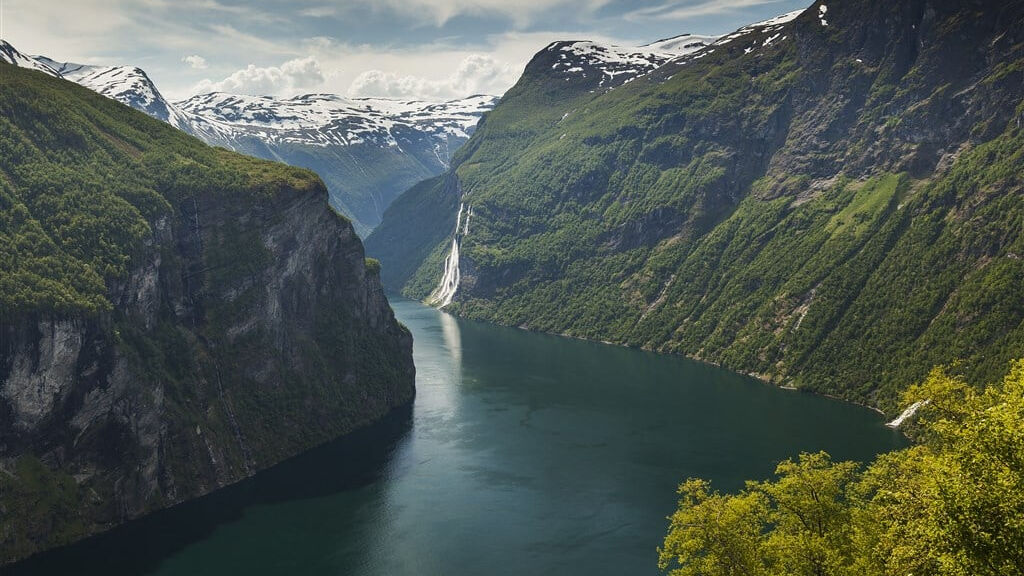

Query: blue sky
left=1, top=0, right=810, bottom=101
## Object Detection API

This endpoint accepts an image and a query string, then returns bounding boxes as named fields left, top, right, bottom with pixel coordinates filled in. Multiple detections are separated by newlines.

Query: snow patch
left=548, top=34, right=718, bottom=88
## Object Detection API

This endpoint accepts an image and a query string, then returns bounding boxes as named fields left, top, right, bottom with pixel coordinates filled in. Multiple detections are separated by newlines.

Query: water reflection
left=7, top=405, right=413, bottom=576
left=439, top=309, right=462, bottom=369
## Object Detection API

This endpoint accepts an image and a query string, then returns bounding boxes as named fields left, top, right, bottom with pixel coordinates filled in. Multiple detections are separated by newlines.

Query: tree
left=661, top=360, right=1024, bottom=576
left=659, top=453, right=859, bottom=576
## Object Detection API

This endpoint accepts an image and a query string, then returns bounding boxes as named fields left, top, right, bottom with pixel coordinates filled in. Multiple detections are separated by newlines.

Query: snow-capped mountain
left=539, top=11, right=807, bottom=92
left=177, top=92, right=496, bottom=152
left=0, top=40, right=60, bottom=75
left=172, top=92, right=497, bottom=233
left=3, top=41, right=192, bottom=130
left=544, top=33, right=719, bottom=88
left=1, top=39, right=497, bottom=234
left=35, top=56, right=195, bottom=131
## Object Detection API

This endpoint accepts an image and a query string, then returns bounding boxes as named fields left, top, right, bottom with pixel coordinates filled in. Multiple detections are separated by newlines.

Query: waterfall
left=885, top=400, right=929, bottom=428
left=428, top=203, right=468, bottom=307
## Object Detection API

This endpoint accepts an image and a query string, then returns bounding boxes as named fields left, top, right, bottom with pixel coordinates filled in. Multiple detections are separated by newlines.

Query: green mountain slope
left=368, top=0, right=1024, bottom=411
left=0, top=62, right=414, bottom=563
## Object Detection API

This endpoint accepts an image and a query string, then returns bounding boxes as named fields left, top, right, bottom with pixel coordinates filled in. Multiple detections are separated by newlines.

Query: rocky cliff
left=0, top=61, right=414, bottom=563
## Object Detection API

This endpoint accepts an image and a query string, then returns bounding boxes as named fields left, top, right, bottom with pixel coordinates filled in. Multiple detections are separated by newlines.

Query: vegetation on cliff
left=0, top=61, right=414, bottom=563
left=0, top=60, right=316, bottom=316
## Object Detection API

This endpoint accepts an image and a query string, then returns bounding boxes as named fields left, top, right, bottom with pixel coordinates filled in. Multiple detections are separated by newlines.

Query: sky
left=0, top=0, right=811, bottom=102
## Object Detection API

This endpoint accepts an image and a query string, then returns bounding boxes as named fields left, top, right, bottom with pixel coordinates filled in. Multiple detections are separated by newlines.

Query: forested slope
left=369, top=0, right=1024, bottom=411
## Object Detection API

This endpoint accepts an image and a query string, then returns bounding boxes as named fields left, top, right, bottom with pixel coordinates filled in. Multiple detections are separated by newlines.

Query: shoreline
left=404, top=295, right=900, bottom=422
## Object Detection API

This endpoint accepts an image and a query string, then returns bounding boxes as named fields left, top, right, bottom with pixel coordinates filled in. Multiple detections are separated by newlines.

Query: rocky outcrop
left=0, top=65, right=414, bottom=564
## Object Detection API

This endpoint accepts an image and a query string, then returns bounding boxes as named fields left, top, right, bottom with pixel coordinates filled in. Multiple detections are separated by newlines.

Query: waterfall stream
left=427, top=203, right=470, bottom=307
left=885, top=400, right=929, bottom=428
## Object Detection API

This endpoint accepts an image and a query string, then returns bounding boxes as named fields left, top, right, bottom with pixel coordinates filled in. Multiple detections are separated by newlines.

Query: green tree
left=661, top=360, right=1024, bottom=576
left=660, top=453, right=860, bottom=576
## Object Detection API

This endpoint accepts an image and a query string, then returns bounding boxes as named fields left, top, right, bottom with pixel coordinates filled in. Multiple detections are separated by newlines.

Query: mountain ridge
left=368, top=0, right=1024, bottom=412
left=0, top=39, right=497, bottom=234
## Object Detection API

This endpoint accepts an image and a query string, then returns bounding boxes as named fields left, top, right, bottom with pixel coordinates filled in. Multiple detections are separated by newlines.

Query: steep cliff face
left=370, top=0, right=1024, bottom=411
left=0, top=62, right=414, bottom=563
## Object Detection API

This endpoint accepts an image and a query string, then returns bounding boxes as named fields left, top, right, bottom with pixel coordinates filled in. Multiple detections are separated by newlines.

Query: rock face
left=370, top=0, right=1024, bottom=411
left=0, top=61, right=414, bottom=564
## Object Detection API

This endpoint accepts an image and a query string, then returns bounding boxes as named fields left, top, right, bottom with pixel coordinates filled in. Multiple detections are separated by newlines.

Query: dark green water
left=12, top=298, right=906, bottom=575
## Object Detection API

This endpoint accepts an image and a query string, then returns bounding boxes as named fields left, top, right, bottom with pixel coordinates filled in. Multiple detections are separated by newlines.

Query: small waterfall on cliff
left=428, top=203, right=470, bottom=307
left=886, top=400, right=929, bottom=428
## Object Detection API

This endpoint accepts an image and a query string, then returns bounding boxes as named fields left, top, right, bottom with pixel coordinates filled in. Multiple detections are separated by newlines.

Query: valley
left=2, top=0, right=1023, bottom=573
left=8, top=299, right=905, bottom=575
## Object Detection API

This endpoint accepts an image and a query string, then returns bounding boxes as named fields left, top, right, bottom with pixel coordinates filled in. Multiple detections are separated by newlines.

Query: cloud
left=625, top=0, right=789, bottom=21
left=192, top=56, right=326, bottom=96
left=343, top=0, right=611, bottom=27
left=299, top=6, right=337, bottom=18
left=182, top=55, right=208, bottom=69
left=348, top=53, right=518, bottom=100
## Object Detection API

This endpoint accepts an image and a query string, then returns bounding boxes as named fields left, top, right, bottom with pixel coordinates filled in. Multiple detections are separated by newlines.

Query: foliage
left=0, top=60, right=320, bottom=317
left=660, top=360, right=1024, bottom=576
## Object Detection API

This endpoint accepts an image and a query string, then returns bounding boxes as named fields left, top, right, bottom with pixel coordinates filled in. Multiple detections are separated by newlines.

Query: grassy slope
left=0, top=60, right=320, bottom=316
left=372, top=0, right=1024, bottom=411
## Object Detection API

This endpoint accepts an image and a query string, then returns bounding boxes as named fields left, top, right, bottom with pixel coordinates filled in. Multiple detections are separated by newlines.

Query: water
left=12, top=298, right=906, bottom=575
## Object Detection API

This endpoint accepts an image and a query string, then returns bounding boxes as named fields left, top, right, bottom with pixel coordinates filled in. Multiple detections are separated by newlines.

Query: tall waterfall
left=428, top=203, right=471, bottom=307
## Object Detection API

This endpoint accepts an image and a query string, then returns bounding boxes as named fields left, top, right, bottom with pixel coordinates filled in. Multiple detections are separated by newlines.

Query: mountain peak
left=531, top=29, right=725, bottom=91
left=0, top=39, right=60, bottom=76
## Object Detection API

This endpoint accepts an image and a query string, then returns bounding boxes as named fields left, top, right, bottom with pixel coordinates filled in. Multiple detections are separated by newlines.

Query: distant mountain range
left=0, top=32, right=729, bottom=234
left=0, top=39, right=496, bottom=234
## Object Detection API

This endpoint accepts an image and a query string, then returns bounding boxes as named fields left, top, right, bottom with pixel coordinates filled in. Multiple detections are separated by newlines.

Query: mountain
left=0, top=40, right=496, bottom=235
left=0, top=59, right=414, bottom=563
left=367, top=0, right=1024, bottom=413
left=541, top=32, right=720, bottom=90
left=0, top=41, right=59, bottom=75
left=176, top=91, right=498, bottom=235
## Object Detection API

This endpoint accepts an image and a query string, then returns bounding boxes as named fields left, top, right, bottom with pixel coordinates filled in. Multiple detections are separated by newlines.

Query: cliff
left=0, top=62, right=414, bottom=563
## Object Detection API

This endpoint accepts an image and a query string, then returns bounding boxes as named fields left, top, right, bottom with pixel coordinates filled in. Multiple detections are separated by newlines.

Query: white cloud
left=299, top=6, right=337, bottom=18
left=625, top=0, right=789, bottom=21
left=348, top=54, right=517, bottom=100
left=343, top=0, right=611, bottom=27
left=192, top=56, right=325, bottom=96
left=182, top=54, right=208, bottom=69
